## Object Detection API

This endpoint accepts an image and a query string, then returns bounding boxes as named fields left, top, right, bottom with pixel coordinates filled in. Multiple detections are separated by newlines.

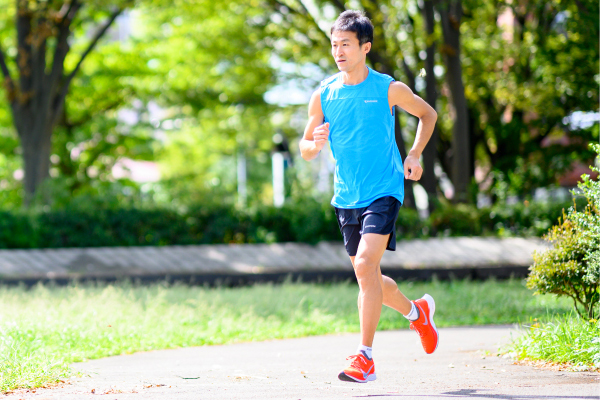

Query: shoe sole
left=338, top=371, right=377, bottom=383
left=422, top=293, right=439, bottom=353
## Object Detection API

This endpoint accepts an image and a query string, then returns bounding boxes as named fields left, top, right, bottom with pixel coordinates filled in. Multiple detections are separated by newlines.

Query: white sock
left=357, top=344, right=372, bottom=360
left=404, top=302, right=420, bottom=321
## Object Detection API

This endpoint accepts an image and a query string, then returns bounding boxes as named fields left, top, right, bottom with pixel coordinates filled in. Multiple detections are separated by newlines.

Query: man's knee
left=354, top=257, right=379, bottom=283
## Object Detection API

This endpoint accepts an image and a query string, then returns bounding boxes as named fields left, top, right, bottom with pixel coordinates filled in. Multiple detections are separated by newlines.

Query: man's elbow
left=300, top=151, right=315, bottom=162
left=299, top=140, right=317, bottom=161
left=300, top=150, right=309, bottom=161
left=428, top=108, right=437, bottom=121
left=417, top=108, right=437, bottom=123
left=299, top=141, right=311, bottom=161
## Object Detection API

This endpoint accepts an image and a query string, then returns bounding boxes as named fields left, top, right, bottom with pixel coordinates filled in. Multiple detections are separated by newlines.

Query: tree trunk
left=21, top=125, right=53, bottom=203
left=0, top=2, right=123, bottom=205
left=438, top=0, right=471, bottom=203
left=421, top=0, right=440, bottom=213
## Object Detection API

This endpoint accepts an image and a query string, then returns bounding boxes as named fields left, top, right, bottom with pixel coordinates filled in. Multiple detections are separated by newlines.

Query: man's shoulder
left=369, top=68, right=395, bottom=84
left=321, top=72, right=342, bottom=88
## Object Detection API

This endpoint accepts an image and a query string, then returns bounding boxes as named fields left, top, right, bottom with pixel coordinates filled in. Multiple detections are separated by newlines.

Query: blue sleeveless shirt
left=320, top=67, right=405, bottom=208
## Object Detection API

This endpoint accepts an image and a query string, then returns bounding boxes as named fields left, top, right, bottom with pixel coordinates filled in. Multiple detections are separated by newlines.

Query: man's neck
left=341, top=65, right=369, bottom=85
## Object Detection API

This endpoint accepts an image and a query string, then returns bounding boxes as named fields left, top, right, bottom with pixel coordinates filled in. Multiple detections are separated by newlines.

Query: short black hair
left=330, top=10, right=373, bottom=46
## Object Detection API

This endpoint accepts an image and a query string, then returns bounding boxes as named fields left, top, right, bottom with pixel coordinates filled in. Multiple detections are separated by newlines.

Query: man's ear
left=363, top=42, right=372, bottom=54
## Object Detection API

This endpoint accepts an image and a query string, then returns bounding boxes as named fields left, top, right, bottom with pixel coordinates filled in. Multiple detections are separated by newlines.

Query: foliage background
left=0, top=196, right=586, bottom=248
left=0, top=0, right=597, bottom=234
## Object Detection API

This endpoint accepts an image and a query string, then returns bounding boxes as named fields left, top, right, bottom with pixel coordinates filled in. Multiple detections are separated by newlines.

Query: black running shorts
left=334, top=196, right=402, bottom=257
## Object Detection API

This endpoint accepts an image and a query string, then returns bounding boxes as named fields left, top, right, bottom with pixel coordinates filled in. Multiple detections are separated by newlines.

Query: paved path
left=0, top=237, right=547, bottom=284
left=6, top=326, right=598, bottom=399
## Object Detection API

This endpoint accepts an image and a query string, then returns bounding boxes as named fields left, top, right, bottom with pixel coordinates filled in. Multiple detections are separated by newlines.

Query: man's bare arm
left=300, top=90, right=329, bottom=161
left=388, top=81, right=437, bottom=180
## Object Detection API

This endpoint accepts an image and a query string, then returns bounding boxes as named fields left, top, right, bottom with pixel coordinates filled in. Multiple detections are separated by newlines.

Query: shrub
left=429, top=202, right=482, bottom=236
left=282, top=197, right=339, bottom=244
left=396, top=207, right=426, bottom=239
left=0, top=211, right=37, bottom=248
left=527, top=144, right=600, bottom=320
left=484, top=198, right=588, bottom=237
left=0, top=193, right=586, bottom=248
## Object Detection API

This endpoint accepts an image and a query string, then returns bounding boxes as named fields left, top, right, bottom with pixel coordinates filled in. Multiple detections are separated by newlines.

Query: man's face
left=331, top=30, right=371, bottom=72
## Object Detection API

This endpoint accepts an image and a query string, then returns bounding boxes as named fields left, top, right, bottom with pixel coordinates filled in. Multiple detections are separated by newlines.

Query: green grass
left=502, top=314, right=600, bottom=371
left=0, top=278, right=571, bottom=392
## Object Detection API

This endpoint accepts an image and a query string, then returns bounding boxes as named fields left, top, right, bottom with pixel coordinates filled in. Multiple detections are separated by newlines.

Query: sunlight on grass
left=502, top=314, right=600, bottom=371
left=0, top=278, right=571, bottom=392
left=0, top=339, right=68, bottom=392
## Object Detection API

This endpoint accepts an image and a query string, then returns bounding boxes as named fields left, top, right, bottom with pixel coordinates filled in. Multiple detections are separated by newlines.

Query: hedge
left=527, top=145, right=600, bottom=320
left=0, top=198, right=584, bottom=249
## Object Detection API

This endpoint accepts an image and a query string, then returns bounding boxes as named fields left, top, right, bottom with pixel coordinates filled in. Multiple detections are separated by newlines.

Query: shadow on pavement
left=352, top=388, right=600, bottom=399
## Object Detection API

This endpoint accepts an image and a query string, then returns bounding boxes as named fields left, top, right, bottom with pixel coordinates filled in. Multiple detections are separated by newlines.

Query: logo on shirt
left=364, top=100, right=378, bottom=103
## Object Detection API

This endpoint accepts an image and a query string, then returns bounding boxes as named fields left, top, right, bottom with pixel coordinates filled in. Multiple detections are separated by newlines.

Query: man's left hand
left=404, top=155, right=423, bottom=181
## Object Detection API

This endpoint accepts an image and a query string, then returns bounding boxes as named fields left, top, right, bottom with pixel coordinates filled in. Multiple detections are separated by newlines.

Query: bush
left=395, top=207, right=426, bottom=239
left=0, top=211, right=36, bottom=248
left=484, top=198, right=588, bottom=237
left=36, top=208, right=194, bottom=247
left=429, top=203, right=482, bottom=236
left=282, top=198, right=339, bottom=243
left=0, top=194, right=585, bottom=248
left=527, top=144, right=600, bottom=320
left=425, top=197, right=587, bottom=238
left=0, top=201, right=343, bottom=248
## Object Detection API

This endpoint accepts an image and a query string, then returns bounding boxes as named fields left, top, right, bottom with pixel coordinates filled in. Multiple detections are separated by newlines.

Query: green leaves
left=527, top=144, right=600, bottom=320
left=503, top=314, right=600, bottom=370
left=0, top=0, right=597, bottom=207
left=0, top=0, right=280, bottom=206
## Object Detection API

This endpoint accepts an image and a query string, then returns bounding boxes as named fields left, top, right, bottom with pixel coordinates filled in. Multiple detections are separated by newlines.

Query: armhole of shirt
left=387, top=78, right=395, bottom=117
left=319, top=81, right=328, bottom=123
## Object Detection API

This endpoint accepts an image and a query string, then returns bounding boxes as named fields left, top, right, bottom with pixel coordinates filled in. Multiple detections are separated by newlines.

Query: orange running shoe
left=410, top=294, right=439, bottom=354
left=338, top=353, right=376, bottom=383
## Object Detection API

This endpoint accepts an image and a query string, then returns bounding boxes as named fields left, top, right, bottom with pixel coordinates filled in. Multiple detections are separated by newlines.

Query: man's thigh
left=336, top=196, right=400, bottom=257
left=354, top=233, right=390, bottom=267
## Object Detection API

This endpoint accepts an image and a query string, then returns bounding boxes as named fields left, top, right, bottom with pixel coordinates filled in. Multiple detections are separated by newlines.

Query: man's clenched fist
left=313, top=122, right=330, bottom=151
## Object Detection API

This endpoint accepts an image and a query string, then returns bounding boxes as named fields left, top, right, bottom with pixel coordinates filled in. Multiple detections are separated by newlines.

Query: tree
left=137, top=0, right=277, bottom=207
left=421, top=0, right=441, bottom=211
left=437, top=0, right=470, bottom=202
left=460, top=0, right=599, bottom=199
left=0, top=0, right=278, bottom=208
left=0, top=0, right=134, bottom=203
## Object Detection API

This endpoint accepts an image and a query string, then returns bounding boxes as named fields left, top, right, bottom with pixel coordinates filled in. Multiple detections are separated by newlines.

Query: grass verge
left=0, top=278, right=571, bottom=392
left=501, top=314, right=600, bottom=371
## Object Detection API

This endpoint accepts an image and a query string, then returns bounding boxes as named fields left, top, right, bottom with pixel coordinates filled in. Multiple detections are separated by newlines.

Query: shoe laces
left=410, top=321, right=425, bottom=338
left=346, top=354, right=368, bottom=369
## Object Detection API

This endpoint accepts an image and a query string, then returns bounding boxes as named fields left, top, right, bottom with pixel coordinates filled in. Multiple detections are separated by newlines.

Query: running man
left=299, top=10, right=439, bottom=383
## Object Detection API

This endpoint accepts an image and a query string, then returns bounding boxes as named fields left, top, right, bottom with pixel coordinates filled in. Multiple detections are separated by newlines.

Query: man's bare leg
left=351, top=258, right=412, bottom=322
left=380, top=266, right=412, bottom=314
left=351, top=252, right=440, bottom=356
left=352, top=233, right=405, bottom=347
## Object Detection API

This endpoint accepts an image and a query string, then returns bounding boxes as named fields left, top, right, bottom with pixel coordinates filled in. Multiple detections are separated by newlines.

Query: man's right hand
left=300, top=90, right=327, bottom=161
left=313, top=122, right=330, bottom=151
